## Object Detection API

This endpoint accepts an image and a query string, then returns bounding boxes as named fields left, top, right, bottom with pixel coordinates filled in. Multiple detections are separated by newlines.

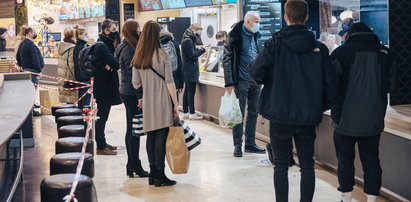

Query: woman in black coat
left=73, top=26, right=91, bottom=109
left=0, top=27, right=7, bottom=51
left=115, top=19, right=148, bottom=178
left=181, top=24, right=205, bottom=120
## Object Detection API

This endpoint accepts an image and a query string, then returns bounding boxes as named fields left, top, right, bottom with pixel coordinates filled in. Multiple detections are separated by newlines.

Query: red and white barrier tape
left=34, top=83, right=90, bottom=91
left=27, top=71, right=91, bottom=87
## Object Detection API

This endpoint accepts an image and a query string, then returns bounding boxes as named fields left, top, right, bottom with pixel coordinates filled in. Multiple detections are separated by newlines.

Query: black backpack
left=78, top=41, right=104, bottom=79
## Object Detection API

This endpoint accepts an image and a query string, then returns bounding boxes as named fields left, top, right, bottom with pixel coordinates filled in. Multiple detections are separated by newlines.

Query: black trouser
left=183, top=82, right=197, bottom=114
left=334, top=131, right=382, bottom=196
left=122, top=95, right=142, bottom=167
left=95, top=104, right=111, bottom=149
left=146, top=127, right=169, bottom=170
left=270, top=122, right=316, bottom=202
left=78, top=81, right=91, bottom=109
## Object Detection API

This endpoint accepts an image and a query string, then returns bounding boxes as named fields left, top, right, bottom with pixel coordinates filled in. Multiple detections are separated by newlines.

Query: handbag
left=166, top=121, right=190, bottom=174
left=131, top=108, right=145, bottom=136
left=179, top=120, right=201, bottom=151
left=63, top=48, right=77, bottom=88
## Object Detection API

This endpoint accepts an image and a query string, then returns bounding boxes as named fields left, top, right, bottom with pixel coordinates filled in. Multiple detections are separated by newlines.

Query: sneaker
left=189, top=113, right=203, bottom=120
left=106, top=144, right=117, bottom=150
left=97, top=147, right=117, bottom=155
left=182, top=113, right=189, bottom=119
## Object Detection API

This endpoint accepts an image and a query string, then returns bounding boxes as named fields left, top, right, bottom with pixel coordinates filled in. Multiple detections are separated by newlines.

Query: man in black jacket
left=327, top=23, right=395, bottom=202
left=250, top=1, right=329, bottom=201
left=223, top=11, right=266, bottom=157
left=93, top=19, right=121, bottom=155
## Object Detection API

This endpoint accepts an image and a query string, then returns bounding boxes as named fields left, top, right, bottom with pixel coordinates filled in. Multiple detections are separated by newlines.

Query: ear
left=305, top=15, right=309, bottom=23
left=284, top=14, right=289, bottom=24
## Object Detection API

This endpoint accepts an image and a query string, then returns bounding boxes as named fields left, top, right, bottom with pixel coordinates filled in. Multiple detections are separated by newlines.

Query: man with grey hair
left=223, top=11, right=266, bottom=157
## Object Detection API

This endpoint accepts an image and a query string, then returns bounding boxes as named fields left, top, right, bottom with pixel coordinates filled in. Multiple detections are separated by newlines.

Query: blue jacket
left=16, top=38, right=44, bottom=73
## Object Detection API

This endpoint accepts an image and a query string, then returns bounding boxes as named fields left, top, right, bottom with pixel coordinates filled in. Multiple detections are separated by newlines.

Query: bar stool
left=57, top=116, right=85, bottom=129
left=51, top=104, right=77, bottom=116
left=56, top=137, right=94, bottom=155
left=50, top=152, right=94, bottom=178
left=54, top=108, right=83, bottom=123
left=40, top=174, right=97, bottom=202
left=58, top=125, right=86, bottom=139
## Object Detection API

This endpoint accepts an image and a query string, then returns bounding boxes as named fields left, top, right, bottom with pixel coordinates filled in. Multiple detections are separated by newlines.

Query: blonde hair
left=63, top=27, right=75, bottom=39
left=73, top=25, right=86, bottom=39
left=189, top=24, right=203, bottom=31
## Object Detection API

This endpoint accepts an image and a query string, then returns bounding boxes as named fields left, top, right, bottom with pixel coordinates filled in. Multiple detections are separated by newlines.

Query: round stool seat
left=58, top=125, right=86, bottom=139
left=54, top=108, right=83, bottom=123
left=50, top=152, right=94, bottom=178
left=51, top=104, right=77, bottom=116
left=57, top=116, right=85, bottom=129
left=40, top=174, right=97, bottom=202
left=56, top=137, right=94, bottom=155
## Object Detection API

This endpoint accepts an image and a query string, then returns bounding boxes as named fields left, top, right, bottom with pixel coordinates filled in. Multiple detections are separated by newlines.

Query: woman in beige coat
left=58, top=27, right=78, bottom=103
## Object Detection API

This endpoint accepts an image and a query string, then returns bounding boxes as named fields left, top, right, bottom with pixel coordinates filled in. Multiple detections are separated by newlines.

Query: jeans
left=146, top=127, right=169, bottom=170
left=233, top=79, right=261, bottom=146
left=270, top=122, right=316, bottom=202
left=95, top=104, right=111, bottom=149
left=122, top=95, right=142, bottom=167
left=334, top=132, right=382, bottom=196
left=78, top=81, right=91, bottom=109
left=183, top=82, right=197, bottom=114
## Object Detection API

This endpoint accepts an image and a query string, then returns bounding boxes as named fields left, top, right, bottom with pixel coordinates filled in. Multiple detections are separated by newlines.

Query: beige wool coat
left=58, top=42, right=78, bottom=103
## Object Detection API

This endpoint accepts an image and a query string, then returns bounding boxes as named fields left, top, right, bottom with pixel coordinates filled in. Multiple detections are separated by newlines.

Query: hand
left=138, top=99, right=143, bottom=108
left=178, top=88, right=183, bottom=94
left=105, top=65, right=112, bottom=71
left=173, top=105, right=180, bottom=121
left=226, top=86, right=235, bottom=91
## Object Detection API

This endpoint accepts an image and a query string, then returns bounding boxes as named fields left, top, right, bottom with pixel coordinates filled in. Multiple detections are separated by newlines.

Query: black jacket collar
left=98, top=34, right=115, bottom=53
left=76, top=39, right=87, bottom=46
left=346, top=32, right=380, bottom=44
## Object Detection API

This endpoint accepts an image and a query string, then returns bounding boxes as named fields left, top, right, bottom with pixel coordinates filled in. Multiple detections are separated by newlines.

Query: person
left=181, top=24, right=206, bottom=120
left=0, top=27, right=7, bottom=51
left=16, top=26, right=44, bottom=116
left=93, top=19, right=121, bottom=155
left=15, top=25, right=29, bottom=57
left=115, top=19, right=148, bottom=178
left=73, top=26, right=91, bottom=109
left=160, top=31, right=184, bottom=99
left=132, top=20, right=179, bottom=187
left=339, top=18, right=354, bottom=42
left=58, top=27, right=78, bottom=103
left=249, top=0, right=329, bottom=201
left=327, top=22, right=395, bottom=202
left=223, top=11, right=266, bottom=157
left=216, top=31, right=227, bottom=46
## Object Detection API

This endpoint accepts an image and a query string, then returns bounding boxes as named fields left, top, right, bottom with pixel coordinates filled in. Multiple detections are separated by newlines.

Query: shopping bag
left=218, top=90, right=243, bottom=128
left=179, top=120, right=201, bottom=151
left=166, top=126, right=191, bottom=174
left=132, top=108, right=145, bottom=136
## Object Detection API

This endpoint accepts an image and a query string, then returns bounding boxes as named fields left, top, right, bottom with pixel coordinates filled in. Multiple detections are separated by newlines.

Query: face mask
left=251, top=23, right=260, bottom=33
left=33, top=33, right=37, bottom=39
left=108, top=31, right=119, bottom=40
left=342, top=24, right=350, bottom=30
left=83, top=37, right=89, bottom=42
left=3, top=34, right=8, bottom=39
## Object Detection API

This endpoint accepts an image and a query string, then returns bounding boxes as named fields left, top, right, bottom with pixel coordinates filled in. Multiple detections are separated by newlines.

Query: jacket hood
left=58, top=41, right=75, bottom=55
left=280, top=25, right=316, bottom=54
left=346, top=32, right=379, bottom=44
left=182, top=29, right=197, bottom=41
left=160, top=32, right=174, bottom=44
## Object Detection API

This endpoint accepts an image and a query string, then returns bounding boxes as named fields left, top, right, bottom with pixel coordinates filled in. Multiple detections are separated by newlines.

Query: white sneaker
left=189, top=113, right=203, bottom=120
left=182, top=113, right=189, bottom=119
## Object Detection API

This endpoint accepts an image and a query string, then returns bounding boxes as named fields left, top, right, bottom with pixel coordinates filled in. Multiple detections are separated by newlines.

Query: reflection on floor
left=14, top=105, right=389, bottom=202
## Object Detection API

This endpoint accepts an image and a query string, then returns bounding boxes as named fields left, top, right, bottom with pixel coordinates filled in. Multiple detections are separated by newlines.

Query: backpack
left=162, top=41, right=178, bottom=72
left=78, top=41, right=104, bottom=79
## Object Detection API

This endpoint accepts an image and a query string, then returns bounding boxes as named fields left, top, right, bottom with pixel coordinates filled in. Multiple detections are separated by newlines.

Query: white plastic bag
left=219, top=90, right=243, bottom=128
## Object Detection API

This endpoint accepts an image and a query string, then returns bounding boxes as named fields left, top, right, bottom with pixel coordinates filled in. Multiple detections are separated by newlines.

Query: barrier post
left=90, top=77, right=96, bottom=139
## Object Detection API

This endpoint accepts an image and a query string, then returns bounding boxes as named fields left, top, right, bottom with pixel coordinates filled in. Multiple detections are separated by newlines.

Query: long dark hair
left=132, top=20, right=161, bottom=69
left=122, top=19, right=140, bottom=48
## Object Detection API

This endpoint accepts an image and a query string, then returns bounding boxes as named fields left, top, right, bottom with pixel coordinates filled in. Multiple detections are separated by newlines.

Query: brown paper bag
left=166, top=126, right=190, bottom=174
left=40, top=90, right=61, bottom=115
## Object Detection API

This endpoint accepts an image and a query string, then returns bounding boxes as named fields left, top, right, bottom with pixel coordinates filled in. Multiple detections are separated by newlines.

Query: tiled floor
left=14, top=105, right=390, bottom=202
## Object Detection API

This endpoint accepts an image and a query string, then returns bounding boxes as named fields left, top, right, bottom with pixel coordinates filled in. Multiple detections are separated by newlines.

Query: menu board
left=185, top=0, right=212, bottom=7
left=212, top=0, right=237, bottom=4
left=124, top=3, right=135, bottom=20
left=59, top=0, right=105, bottom=20
left=139, top=0, right=163, bottom=11
left=161, top=0, right=186, bottom=9
left=244, top=0, right=282, bottom=47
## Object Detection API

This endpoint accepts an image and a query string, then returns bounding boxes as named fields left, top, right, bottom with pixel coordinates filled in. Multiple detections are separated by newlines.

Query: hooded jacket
left=250, top=25, right=329, bottom=125
left=327, top=32, right=395, bottom=137
left=73, top=39, right=88, bottom=82
left=181, top=29, right=206, bottom=83
left=16, top=38, right=44, bottom=73
left=58, top=41, right=78, bottom=103
left=93, top=34, right=121, bottom=106
left=223, top=20, right=260, bottom=87
left=160, top=32, right=184, bottom=89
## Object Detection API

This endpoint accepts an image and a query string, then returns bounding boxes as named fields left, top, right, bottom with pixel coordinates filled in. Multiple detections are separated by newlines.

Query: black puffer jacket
left=161, top=32, right=184, bottom=89
left=93, top=34, right=121, bottom=106
left=250, top=25, right=329, bottom=125
left=16, top=38, right=44, bottom=73
left=73, top=39, right=88, bottom=82
left=327, top=32, right=395, bottom=137
left=0, top=38, right=6, bottom=52
left=181, top=29, right=205, bottom=83
left=223, top=20, right=260, bottom=87
left=115, top=40, right=142, bottom=98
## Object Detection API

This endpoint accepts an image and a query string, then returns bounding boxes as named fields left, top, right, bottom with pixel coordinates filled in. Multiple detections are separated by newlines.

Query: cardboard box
left=40, top=90, right=60, bottom=115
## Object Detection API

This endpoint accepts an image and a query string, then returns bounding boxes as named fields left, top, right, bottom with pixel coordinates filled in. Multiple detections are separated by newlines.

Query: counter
left=194, top=71, right=411, bottom=201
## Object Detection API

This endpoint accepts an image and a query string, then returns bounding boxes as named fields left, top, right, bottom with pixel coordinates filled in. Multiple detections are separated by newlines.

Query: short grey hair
left=244, top=11, right=260, bottom=21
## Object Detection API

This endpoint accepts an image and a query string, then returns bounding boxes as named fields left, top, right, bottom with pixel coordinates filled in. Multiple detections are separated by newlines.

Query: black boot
left=127, top=160, right=149, bottom=178
left=153, top=168, right=176, bottom=187
left=149, top=166, right=155, bottom=185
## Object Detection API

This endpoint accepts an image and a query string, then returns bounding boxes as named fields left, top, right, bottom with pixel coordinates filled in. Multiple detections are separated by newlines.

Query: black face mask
left=108, top=31, right=119, bottom=40
left=33, top=33, right=37, bottom=39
